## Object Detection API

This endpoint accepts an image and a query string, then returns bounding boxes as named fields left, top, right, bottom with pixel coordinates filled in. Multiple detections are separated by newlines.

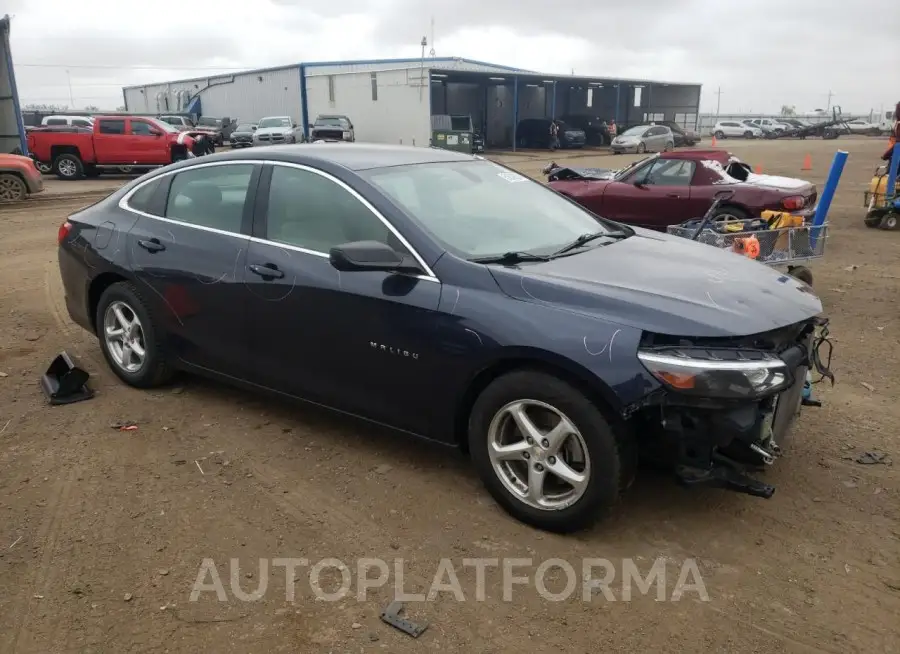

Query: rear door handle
left=248, top=263, right=285, bottom=279
left=137, top=238, right=165, bottom=252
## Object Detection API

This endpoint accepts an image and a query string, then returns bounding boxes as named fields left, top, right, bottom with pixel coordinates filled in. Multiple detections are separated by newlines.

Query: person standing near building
left=549, top=119, right=560, bottom=151
left=608, top=119, right=618, bottom=142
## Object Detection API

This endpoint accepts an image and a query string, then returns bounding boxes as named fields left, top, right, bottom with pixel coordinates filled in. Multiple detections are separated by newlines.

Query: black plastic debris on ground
left=380, top=601, right=428, bottom=638
left=39, top=351, right=94, bottom=406
left=856, top=451, right=892, bottom=465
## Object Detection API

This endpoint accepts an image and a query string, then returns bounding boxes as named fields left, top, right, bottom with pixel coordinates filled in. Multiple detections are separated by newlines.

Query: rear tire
left=468, top=370, right=630, bottom=533
left=0, top=173, right=27, bottom=202
left=879, top=213, right=899, bottom=231
left=53, top=153, right=84, bottom=180
left=744, top=131, right=754, bottom=139
left=712, top=205, right=749, bottom=223
left=787, top=265, right=813, bottom=286
left=95, top=282, right=175, bottom=389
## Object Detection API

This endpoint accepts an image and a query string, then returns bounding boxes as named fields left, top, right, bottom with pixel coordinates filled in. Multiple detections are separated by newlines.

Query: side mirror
left=150, top=131, right=162, bottom=137
left=329, top=241, right=415, bottom=273
left=251, top=126, right=257, bottom=131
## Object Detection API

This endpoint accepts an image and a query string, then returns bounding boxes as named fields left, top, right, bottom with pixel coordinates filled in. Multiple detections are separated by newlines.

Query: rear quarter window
left=126, top=178, right=163, bottom=214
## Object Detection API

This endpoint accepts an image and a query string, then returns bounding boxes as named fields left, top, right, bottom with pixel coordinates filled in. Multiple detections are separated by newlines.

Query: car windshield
left=620, top=126, right=646, bottom=137
left=613, top=156, right=652, bottom=180
left=259, top=117, right=291, bottom=128
left=315, top=117, right=346, bottom=127
left=197, top=117, right=222, bottom=127
left=362, top=160, right=628, bottom=259
left=235, top=124, right=254, bottom=131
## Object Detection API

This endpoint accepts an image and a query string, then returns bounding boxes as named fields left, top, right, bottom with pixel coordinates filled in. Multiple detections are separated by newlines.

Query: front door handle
left=137, top=238, right=165, bottom=252
left=248, top=263, right=285, bottom=279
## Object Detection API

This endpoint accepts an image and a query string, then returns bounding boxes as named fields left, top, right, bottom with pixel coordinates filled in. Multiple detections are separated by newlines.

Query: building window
left=586, top=88, right=593, bottom=108
left=633, top=87, right=642, bottom=107
left=371, top=72, right=378, bottom=102
left=328, top=75, right=335, bottom=104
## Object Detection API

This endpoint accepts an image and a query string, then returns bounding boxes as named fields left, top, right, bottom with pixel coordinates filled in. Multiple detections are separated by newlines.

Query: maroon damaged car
left=546, top=149, right=817, bottom=230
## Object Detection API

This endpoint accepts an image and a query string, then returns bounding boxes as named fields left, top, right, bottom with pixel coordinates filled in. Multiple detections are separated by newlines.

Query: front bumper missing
left=645, top=318, right=834, bottom=499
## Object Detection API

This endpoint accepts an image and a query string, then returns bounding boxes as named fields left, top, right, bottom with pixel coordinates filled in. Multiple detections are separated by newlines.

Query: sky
left=6, top=0, right=899, bottom=116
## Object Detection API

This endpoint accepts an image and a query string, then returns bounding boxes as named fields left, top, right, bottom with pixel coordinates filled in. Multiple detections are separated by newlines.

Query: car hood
left=255, top=126, right=293, bottom=136
left=487, top=228, right=823, bottom=338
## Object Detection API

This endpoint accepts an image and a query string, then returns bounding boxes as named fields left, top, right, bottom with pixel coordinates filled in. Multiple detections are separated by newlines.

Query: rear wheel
left=0, top=173, right=27, bottom=202
left=879, top=213, right=899, bottom=231
left=53, top=153, right=84, bottom=180
left=468, top=370, right=632, bottom=533
left=744, top=131, right=754, bottom=139
left=712, top=205, right=749, bottom=223
left=787, top=265, right=813, bottom=286
left=864, top=210, right=885, bottom=228
left=96, top=282, right=174, bottom=388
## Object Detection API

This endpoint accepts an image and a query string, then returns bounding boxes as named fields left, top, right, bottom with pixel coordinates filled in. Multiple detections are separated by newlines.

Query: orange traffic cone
left=801, top=154, right=812, bottom=171
left=754, top=164, right=763, bottom=174
left=711, top=135, right=718, bottom=147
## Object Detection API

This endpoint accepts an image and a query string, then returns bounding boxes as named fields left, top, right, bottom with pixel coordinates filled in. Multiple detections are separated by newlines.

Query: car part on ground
left=39, top=350, right=94, bottom=405
left=57, top=144, right=833, bottom=533
left=380, top=601, right=428, bottom=638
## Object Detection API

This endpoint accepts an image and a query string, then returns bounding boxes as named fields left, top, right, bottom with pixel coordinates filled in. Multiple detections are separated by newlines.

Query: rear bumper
left=58, top=245, right=94, bottom=333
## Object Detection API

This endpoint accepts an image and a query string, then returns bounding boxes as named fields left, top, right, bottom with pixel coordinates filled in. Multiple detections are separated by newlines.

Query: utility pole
left=66, top=69, right=75, bottom=109
left=826, top=90, right=834, bottom=112
left=714, top=86, right=723, bottom=119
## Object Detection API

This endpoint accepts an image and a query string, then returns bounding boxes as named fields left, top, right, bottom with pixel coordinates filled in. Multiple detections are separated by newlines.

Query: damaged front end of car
left=629, top=316, right=834, bottom=499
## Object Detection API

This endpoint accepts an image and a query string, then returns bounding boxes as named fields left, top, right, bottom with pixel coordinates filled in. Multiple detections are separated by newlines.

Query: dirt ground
left=1, top=137, right=898, bottom=654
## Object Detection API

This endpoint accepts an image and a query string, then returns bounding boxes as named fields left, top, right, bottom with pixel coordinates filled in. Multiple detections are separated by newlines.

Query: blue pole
left=550, top=81, right=557, bottom=119
left=810, top=150, right=848, bottom=248
left=512, top=75, right=518, bottom=152
left=299, top=64, right=309, bottom=141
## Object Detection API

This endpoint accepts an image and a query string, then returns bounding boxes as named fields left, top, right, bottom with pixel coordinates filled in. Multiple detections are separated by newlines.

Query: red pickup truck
left=27, top=116, right=196, bottom=180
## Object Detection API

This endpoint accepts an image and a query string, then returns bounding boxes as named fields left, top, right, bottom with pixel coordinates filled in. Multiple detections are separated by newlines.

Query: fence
left=697, top=113, right=836, bottom=136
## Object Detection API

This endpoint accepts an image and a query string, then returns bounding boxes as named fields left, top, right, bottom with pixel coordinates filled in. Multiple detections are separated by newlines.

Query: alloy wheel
left=0, top=175, right=25, bottom=202
left=487, top=399, right=591, bottom=511
left=103, top=300, right=147, bottom=374
left=58, top=158, right=78, bottom=178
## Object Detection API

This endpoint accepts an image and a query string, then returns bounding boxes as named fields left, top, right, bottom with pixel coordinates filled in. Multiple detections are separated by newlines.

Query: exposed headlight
left=638, top=348, right=792, bottom=399
left=342, top=130, right=351, bottom=139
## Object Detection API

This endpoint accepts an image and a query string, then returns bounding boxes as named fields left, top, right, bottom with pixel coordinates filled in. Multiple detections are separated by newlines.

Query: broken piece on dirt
left=855, top=451, right=891, bottom=465
left=39, top=351, right=94, bottom=405
left=380, top=601, right=428, bottom=638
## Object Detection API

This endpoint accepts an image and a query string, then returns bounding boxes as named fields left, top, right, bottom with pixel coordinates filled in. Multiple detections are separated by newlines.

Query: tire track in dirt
left=4, top=464, right=81, bottom=654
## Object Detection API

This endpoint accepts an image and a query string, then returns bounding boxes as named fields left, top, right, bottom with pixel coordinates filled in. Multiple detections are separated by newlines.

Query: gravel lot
left=1, top=137, right=898, bottom=653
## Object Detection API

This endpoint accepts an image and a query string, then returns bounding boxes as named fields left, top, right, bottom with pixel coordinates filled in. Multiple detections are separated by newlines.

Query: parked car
left=254, top=116, right=302, bottom=145
left=195, top=116, right=235, bottom=145
left=310, top=115, right=355, bottom=142
left=0, top=153, right=43, bottom=202
left=742, top=120, right=777, bottom=138
left=158, top=115, right=194, bottom=130
left=41, top=115, right=94, bottom=128
left=780, top=118, right=811, bottom=130
left=28, top=116, right=195, bottom=180
left=516, top=118, right=586, bottom=149
left=610, top=124, right=675, bottom=154
left=747, top=118, right=786, bottom=134
left=713, top=121, right=762, bottom=139
left=659, top=121, right=701, bottom=146
left=840, top=119, right=882, bottom=136
left=229, top=123, right=257, bottom=148
left=560, top=115, right=610, bottom=146
left=57, top=144, right=828, bottom=533
left=547, top=149, right=817, bottom=230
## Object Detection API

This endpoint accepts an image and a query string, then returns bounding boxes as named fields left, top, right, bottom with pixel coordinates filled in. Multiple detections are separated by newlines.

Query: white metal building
left=122, top=57, right=701, bottom=149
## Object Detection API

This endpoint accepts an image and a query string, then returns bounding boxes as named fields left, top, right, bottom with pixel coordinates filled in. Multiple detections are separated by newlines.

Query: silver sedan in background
left=611, top=124, right=675, bottom=154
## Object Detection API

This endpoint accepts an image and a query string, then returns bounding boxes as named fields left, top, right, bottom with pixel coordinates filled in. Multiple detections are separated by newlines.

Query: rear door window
left=98, top=119, right=126, bottom=134
left=165, top=164, right=255, bottom=233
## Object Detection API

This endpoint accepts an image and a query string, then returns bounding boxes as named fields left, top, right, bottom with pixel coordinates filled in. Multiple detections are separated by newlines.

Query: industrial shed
left=122, top=57, right=701, bottom=150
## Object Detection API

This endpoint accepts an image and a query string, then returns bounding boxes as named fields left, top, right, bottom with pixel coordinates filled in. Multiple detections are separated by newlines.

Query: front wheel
left=714, top=130, right=725, bottom=139
left=744, top=131, right=754, bottom=139
left=96, top=282, right=175, bottom=388
left=663, top=141, right=674, bottom=152
left=468, top=370, right=630, bottom=533
left=879, top=213, right=899, bottom=230
left=636, top=142, right=646, bottom=154
left=0, top=173, right=27, bottom=202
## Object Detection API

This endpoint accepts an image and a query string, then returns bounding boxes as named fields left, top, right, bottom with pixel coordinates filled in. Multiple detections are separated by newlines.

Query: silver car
left=253, top=116, right=302, bottom=145
left=611, top=124, right=675, bottom=154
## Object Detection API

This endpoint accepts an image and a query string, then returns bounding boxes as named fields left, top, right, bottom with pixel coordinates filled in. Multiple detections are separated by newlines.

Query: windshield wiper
left=552, top=230, right=628, bottom=256
left=470, top=251, right=551, bottom=265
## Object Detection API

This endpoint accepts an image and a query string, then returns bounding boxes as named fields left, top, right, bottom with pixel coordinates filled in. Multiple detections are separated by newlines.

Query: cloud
left=7, top=0, right=898, bottom=114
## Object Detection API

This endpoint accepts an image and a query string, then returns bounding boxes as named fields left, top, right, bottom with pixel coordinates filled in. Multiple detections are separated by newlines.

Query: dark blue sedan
left=57, top=144, right=830, bottom=533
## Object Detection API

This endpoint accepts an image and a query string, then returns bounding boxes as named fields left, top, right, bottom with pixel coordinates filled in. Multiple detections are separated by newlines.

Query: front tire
left=0, top=173, right=27, bottom=202
left=468, top=370, right=627, bottom=533
left=714, top=130, right=725, bottom=139
left=96, top=282, right=174, bottom=388
left=636, top=142, right=646, bottom=154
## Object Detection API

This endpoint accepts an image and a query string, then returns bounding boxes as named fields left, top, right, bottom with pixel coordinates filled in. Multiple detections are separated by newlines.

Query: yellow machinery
left=864, top=144, right=900, bottom=230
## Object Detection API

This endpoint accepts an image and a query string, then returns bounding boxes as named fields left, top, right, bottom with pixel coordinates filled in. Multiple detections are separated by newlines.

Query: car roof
left=197, top=143, right=479, bottom=171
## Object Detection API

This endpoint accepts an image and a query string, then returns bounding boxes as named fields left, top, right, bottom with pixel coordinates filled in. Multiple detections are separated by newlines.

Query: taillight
left=58, top=221, right=73, bottom=245
left=781, top=196, right=805, bottom=211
